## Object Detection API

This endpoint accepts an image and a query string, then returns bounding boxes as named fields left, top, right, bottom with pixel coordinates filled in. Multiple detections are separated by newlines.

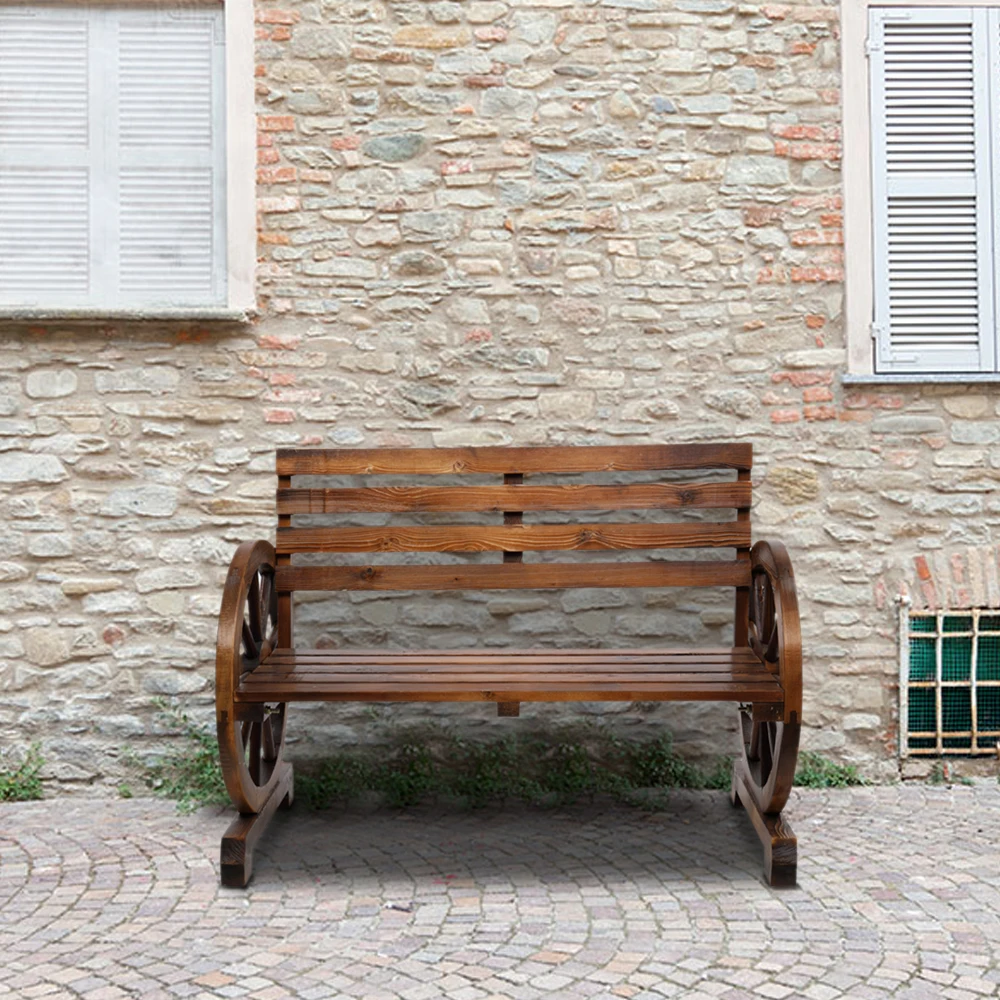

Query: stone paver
left=2, top=784, right=999, bottom=999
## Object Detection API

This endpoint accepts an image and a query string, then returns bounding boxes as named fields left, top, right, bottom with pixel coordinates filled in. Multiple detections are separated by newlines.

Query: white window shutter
left=114, top=7, right=227, bottom=307
left=870, top=8, right=996, bottom=373
left=0, top=5, right=225, bottom=311
left=0, top=7, right=92, bottom=305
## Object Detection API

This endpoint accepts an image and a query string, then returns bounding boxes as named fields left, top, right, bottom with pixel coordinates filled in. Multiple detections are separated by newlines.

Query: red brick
left=790, top=40, right=816, bottom=54
left=103, top=625, right=126, bottom=645
left=441, top=160, right=474, bottom=176
left=299, top=435, right=324, bottom=446
left=257, top=8, right=300, bottom=24
left=258, top=115, right=295, bottom=132
left=805, top=314, right=826, bottom=329
left=804, top=405, right=837, bottom=421
left=475, top=26, right=507, bottom=41
left=264, top=408, right=296, bottom=424
left=774, top=140, right=843, bottom=160
left=838, top=410, right=872, bottom=423
left=757, top=266, right=787, bottom=284
left=790, top=194, right=842, bottom=210
left=915, top=555, right=932, bottom=582
left=743, top=204, right=781, bottom=227
left=257, top=148, right=280, bottom=165
left=257, top=166, right=296, bottom=184
left=790, top=229, right=843, bottom=246
left=271, top=26, right=291, bottom=41
left=772, top=123, right=827, bottom=141
left=332, top=135, right=362, bottom=150
left=790, top=266, right=843, bottom=282
left=770, top=408, right=801, bottom=424
left=803, top=386, right=833, bottom=403
left=772, top=371, right=834, bottom=387
left=466, top=75, right=505, bottom=88
left=258, top=232, right=290, bottom=245
left=270, top=372, right=296, bottom=386
left=819, top=212, right=843, bottom=227
left=258, top=335, right=301, bottom=350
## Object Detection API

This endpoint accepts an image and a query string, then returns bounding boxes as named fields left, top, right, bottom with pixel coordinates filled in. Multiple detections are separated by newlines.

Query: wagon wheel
left=217, top=540, right=290, bottom=814
left=737, top=554, right=800, bottom=816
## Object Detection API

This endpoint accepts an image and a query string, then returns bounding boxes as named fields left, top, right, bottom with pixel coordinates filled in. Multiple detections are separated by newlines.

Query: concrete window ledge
left=0, top=308, right=254, bottom=324
left=841, top=373, right=1000, bottom=386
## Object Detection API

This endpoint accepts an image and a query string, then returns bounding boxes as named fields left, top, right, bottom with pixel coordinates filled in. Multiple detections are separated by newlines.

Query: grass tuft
left=795, top=750, right=867, bottom=788
left=0, top=743, right=44, bottom=802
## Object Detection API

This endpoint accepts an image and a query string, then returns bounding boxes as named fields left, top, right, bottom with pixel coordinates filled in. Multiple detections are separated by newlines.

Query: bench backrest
left=273, top=444, right=753, bottom=647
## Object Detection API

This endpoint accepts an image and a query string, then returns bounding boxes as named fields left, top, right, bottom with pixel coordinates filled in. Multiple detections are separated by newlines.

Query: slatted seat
left=215, top=443, right=803, bottom=889
left=238, top=648, right=784, bottom=704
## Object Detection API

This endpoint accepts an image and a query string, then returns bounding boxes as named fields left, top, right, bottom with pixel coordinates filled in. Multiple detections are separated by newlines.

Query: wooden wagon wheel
left=736, top=544, right=801, bottom=817
left=216, top=540, right=289, bottom=815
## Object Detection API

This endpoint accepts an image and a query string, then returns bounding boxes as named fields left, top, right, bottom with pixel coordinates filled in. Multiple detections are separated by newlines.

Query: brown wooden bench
left=215, top=444, right=802, bottom=888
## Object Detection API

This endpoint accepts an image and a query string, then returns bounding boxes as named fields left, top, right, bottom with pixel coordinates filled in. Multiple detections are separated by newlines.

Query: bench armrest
left=749, top=540, right=802, bottom=726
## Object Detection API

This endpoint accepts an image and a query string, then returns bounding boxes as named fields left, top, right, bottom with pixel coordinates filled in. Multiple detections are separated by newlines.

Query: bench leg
left=220, top=761, right=294, bottom=888
left=731, top=760, right=797, bottom=889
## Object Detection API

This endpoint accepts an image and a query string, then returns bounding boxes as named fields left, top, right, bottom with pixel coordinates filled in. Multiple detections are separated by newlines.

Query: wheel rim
left=738, top=566, right=799, bottom=814
left=218, top=550, right=288, bottom=813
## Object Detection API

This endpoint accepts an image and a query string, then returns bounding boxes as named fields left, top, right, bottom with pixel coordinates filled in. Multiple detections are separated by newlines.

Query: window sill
left=0, top=307, right=254, bottom=324
left=842, top=373, right=1000, bottom=385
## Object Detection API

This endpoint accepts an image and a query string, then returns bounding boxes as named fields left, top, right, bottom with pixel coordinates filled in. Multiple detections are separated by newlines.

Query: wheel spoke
left=242, top=618, right=258, bottom=661
left=248, top=722, right=262, bottom=784
left=248, top=573, right=262, bottom=643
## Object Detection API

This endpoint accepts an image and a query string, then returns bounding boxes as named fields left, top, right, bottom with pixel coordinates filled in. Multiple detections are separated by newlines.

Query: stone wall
left=2, top=0, right=998, bottom=791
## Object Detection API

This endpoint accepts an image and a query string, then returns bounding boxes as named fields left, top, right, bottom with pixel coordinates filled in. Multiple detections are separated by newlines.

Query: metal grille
left=902, top=610, right=1000, bottom=756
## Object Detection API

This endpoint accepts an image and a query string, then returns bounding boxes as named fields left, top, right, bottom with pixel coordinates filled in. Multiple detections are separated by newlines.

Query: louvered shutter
left=114, top=7, right=226, bottom=307
left=0, top=7, right=92, bottom=305
left=0, top=5, right=225, bottom=310
left=870, top=8, right=995, bottom=373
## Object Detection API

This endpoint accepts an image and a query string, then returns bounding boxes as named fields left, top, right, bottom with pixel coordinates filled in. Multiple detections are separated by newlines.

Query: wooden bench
left=215, top=444, right=802, bottom=888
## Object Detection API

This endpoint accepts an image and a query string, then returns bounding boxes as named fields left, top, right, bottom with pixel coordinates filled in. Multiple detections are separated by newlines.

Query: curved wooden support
left=733, top=539, right=801, bottom=887
left=216, top=540, right=290, bottom=817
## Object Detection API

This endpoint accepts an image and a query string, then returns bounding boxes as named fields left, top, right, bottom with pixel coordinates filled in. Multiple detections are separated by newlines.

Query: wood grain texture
left=236, top=647, right=783, bottom=703
left=277, top=482, right=752, bottom=515
left=275, top=560, right=751, bottom=592
left=275, top=522, right=752, bottom=554
left=276, top=443, right=753, bottom=476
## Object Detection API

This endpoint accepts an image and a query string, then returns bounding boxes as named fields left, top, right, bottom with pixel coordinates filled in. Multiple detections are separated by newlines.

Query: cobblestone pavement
left=2, top=783, right=1000, bottom=1000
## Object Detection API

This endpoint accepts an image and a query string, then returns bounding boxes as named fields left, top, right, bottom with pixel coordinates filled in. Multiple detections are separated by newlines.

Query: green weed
left=795, top=750, right=867, bottom=788
left=0, top=743, right=44, bottom=802
left=144, top=702, right=228, bottom=813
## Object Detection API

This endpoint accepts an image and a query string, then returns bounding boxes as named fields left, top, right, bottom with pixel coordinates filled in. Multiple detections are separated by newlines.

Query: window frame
left=843, top=0, right=1000, bottom=381
left=0, top=0, right=255, bottom=320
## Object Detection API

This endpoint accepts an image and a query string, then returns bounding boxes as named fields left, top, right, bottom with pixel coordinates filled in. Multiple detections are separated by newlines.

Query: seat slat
left=238, top=683, right=781, bottom=703
left=275, top=560, right=751, bottom=592
left=277, top=483, right=751, bottom=515
left=263, top=647, right=759, bottom=665
left=276, top=443, right=753, bottom=476
left=276, top=522, right=752, bottom=554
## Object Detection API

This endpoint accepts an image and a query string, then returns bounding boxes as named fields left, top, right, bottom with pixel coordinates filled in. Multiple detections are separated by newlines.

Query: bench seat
left=237, top=647, right=783, bottom=704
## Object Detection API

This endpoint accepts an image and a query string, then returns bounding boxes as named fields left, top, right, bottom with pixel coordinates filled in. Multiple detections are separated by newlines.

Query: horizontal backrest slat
left=276, top=443, right=752, bottom=476
left=276, top=523, right=751, bottom=554
left=276, top=561, right=750, bottom=592
left=277, top=482, right=751, bottom=515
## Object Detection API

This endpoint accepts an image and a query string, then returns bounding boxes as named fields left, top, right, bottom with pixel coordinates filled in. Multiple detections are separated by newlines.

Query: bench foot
left=731, top=761, right=797, bottom=889
left=220, top=762, right=294, bottom=888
